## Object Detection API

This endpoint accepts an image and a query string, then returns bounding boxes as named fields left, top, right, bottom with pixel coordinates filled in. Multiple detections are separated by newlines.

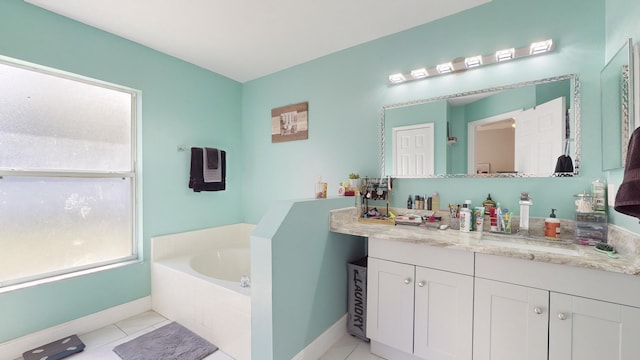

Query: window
left=0, top=56, right=138, bottom=288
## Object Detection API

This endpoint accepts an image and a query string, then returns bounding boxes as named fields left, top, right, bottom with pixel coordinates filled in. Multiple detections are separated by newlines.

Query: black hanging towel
left=554, top=119, right=574, bottom=176
left=189, top=147, right=226, bottom=192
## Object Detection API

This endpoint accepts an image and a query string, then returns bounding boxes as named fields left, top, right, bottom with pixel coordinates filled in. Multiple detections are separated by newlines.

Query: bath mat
left=113, top=322, right=218, bottom=360
left=23, top=334, right=85, bottom=360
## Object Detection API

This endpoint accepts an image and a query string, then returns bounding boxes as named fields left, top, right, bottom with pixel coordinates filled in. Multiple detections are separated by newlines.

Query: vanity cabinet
left=367, top=237, right=474, bottom=360
left=473, top=278, right=549, bottom=360
left=548, top=292, right=640, bottom=360
left=364, top=238, right=640, bottom=360
left=475, top=254, right=640, bottom=360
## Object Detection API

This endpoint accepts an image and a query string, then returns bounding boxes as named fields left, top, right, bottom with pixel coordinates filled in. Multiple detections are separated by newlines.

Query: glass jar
left=574, top=193, right=593, bottom=213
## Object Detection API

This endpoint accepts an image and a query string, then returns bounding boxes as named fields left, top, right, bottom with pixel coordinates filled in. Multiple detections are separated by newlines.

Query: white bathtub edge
left=291, top=313, right=348, bottom=360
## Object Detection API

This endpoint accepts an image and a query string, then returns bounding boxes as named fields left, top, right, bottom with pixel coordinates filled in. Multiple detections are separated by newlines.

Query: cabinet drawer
left=475, top=253, right=640, bottom=308
left=368, top=237, right=474, bottom=275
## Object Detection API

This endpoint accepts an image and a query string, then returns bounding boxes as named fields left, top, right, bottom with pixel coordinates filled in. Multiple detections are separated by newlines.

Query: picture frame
left=271, top=102, right=308, bottom=143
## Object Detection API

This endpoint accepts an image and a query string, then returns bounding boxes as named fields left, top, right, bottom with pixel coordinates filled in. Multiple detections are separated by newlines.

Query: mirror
left=381, top=74, right=580, bottom=178
left=601, top=38, right=634, bottom=170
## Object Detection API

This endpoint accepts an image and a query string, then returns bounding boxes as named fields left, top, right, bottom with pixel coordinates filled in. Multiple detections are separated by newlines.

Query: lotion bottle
left=544, top=209, right=561, bottom=240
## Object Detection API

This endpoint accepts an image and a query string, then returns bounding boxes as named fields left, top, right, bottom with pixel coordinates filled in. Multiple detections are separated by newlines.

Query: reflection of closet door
left=515, top=96, right=565, bottom=175
left=393, top=123, right=434, bottom=177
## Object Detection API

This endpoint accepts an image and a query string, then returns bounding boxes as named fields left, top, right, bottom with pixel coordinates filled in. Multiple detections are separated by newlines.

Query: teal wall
left=242, top=0, right=606, bottom=224
left=251, top=198, right=365, bottom=360
left=0, top=0, right=243, bottom=342
left=463, top=85, right=535, bottom=123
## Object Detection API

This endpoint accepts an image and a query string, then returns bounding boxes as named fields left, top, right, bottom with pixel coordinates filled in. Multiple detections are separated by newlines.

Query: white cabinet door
left=414, top=266, right=473, bottom=360
left=473, top=278, right=549, bottom=360
left=549, top=293, right=640, bottom=360
left=367, top=257, right=415, bottom=354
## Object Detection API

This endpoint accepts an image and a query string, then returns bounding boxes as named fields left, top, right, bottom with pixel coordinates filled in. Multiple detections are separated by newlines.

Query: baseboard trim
left=0, top=296, right=151, bottom=360
left=291, top=314, right=348, bottom=360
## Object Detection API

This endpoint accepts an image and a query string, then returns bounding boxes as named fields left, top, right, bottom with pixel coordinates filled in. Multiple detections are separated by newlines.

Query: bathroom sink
left=481, top=238, right=581, bottom=256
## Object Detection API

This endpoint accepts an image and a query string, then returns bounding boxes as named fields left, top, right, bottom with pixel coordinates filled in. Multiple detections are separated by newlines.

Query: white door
left=549, top=293, right=640, bottom=360
left=514, top=96, right=565, bottom=175
left=366, top=258, right=415, bottom=354
left=393, top=123, right=435, bottom=177
left=414, top=266, right=474, bottom=360
left=473, top=278, right=549, bottom=360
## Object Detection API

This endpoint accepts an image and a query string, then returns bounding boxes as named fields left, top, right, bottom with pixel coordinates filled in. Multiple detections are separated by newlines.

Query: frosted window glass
left=0, top=177, right=133, bottom=285
left=0, top=57, right=137, bottom=288
left=0, top=62, right=133, bottom=172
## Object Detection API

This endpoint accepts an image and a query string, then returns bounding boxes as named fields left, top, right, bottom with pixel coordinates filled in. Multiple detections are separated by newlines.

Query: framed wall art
left=271, top=102, right=308, bottom=143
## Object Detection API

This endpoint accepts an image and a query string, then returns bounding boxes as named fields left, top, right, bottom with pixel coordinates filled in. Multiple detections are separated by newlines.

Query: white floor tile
left=78, top=325, right=127, bottom=349
left=348, top=341, right=384, bottom=360
left=114, top=310, right=167, bottom=335
left=204, top=349, right=235, bottom=360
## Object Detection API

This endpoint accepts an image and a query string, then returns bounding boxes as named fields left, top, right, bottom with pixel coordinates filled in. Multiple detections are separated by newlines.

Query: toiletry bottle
left=482, top=193, right=496, bottom=214
left=489, top=208, right=498, bottom=232
left=474, top=207, right=485, bottom=232
left=407, top=195, right=413, bottom=209
left=432, top=192, right=439, bottom=212
left=591, top=179, right=606, bottom=211
left=460, top=200, right=472, bottom=232
left=316, top=177, right=327, bottom=199
left=544, top=209, right=561, bottom=240
left=460, top=207, right=472, bottom=232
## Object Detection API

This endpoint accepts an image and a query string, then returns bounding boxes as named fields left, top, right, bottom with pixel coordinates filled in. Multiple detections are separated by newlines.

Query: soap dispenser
left=544, top=209, right=561, bottom=240
left=482, top=193, right=496, bottom=214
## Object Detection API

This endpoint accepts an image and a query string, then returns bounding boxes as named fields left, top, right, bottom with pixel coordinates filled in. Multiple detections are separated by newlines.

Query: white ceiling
left=26, top=0, right=490, bottom=83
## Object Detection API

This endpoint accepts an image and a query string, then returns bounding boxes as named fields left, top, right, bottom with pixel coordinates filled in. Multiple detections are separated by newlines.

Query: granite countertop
left=330, top=207, right=640, bottom=276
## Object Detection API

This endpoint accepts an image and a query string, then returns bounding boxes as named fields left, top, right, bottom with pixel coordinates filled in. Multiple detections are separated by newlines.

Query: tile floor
left=319, top=334, right=383, bottom=360
left=15, top=311, right=232, bottom=360
left=15, top=311, right=381, bottom=360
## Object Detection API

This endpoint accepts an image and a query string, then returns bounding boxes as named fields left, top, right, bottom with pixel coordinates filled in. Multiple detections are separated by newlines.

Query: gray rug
left=113, top=322, right=218, bottom=360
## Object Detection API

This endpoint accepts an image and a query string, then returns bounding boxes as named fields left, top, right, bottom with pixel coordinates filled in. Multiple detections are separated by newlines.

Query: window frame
left=0, top=55, right=140, bottom=289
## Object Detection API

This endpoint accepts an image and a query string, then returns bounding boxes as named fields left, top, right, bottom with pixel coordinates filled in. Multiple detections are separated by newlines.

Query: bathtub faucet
left=240, top=275, right=250, bottom=288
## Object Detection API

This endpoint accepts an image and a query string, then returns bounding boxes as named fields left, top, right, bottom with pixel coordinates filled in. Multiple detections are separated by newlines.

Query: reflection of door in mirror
left=393, top=123, right=434, bottom=177
left=514, top=97, right=565, bottom=175
left=475, top=119, right=515, bottom=174
left=467, top=97, right=565, bottom=176
left=468, top=110, right=520, bottom=174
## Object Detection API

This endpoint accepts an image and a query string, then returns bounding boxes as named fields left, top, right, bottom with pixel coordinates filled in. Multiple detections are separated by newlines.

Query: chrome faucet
left=519, top=192, right=533, bottom=236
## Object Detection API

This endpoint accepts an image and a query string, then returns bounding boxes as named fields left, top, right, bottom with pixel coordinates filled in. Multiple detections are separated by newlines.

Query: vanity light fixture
left=436, top=62, right=455, bottom=74
left=389, top=73, right=406, bottom=84
left=464, top=55, right=483, bottom=69
left=388, top=38, right=554, bottom=85
left=411, top=68, right=429, bottom=79
left=495, top=48, right=515, bottom=62
left=530, top=39, right=553, bottom=55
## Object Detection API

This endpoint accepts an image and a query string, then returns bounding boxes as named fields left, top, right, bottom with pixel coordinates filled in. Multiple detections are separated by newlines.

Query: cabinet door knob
left=558, top=313, right=567, bottom=320
left=417, top=281, right=425, bottom=287
left=534, top=307, right=543, bottom=315
left=404, top=278, right=411, bottom=284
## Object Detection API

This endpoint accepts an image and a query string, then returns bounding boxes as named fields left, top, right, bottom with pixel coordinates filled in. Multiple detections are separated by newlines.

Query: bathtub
left=151, top=223, right=255, bottom=360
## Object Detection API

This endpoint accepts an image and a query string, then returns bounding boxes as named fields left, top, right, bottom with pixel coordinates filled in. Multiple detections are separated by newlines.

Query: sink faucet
left=519, top=192, right=533, bottom=235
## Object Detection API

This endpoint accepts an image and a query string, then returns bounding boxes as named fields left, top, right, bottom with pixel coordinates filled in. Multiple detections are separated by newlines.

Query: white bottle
left=460, top=204, right=473, bottom=232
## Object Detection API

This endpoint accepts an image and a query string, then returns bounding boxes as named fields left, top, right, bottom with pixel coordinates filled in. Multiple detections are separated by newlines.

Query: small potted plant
left=348, top=173, right=360, bottom=191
